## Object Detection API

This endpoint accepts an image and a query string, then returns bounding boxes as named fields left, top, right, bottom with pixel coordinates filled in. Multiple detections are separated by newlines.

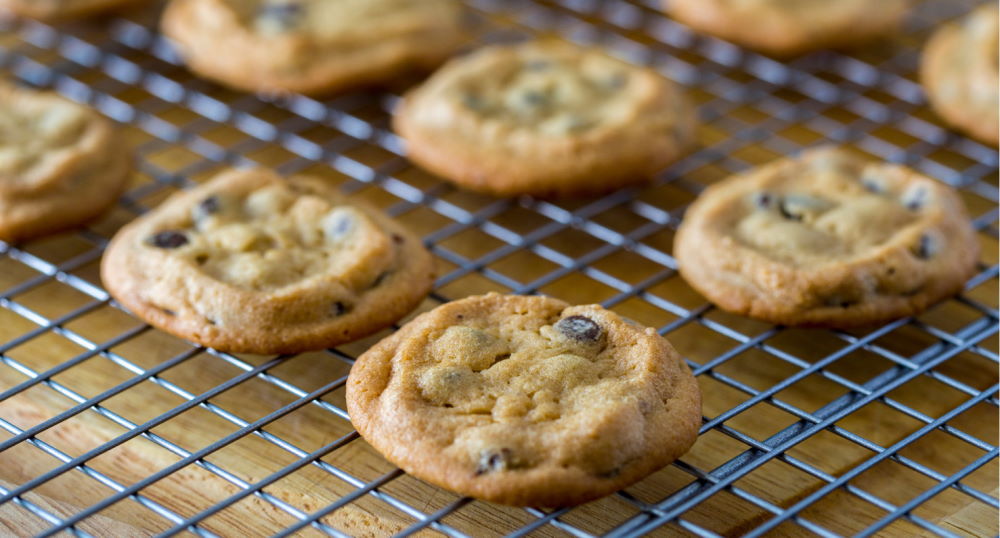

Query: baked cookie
left=674, top=147, right=979, bottom=328
left=347, top=293, right=702, bottom=507
left=665, top=0, right=910, bottom=56
left=0, top=84, right=130, bottom=242
left=393, top=41, right=695, bottom=197
left=101, top=168, right=435, bottom=354
left=0, top=0, right=142, bottom=19
left=921, top=4, right=998, bottom=146
left=161, top=0, right=466, bottom=95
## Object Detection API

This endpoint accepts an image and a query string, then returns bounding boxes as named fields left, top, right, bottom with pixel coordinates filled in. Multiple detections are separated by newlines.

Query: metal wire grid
left=0, top=0, right=996, bottom=536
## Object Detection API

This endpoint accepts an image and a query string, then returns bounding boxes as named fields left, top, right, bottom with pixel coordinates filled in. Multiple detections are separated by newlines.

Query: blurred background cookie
left=921, top=3, right=998, bottom=145
left=0, top=0, right=144, bottom=19
left=664, top=0, right=910, bottom=56
left=161, top=0, right=467, bottom=95
left=394, top=41, right=695, bottom=197
left=0, top=84, right=130, bottom=242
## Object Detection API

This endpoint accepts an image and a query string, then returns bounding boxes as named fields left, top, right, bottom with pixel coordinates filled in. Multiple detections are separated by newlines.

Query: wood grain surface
left=0, top=1, right=997, bottom=536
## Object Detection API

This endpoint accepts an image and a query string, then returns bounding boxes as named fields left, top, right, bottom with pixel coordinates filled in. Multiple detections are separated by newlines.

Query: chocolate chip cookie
left=921, top=4, right=998, bottom=146
left=0, top=84, right=130, bottom=242
left=665, top=0, right=910, bottom=56
left=674, top=147, right=979, bottom=328
left=101, top=168, right=435, bottom=354
left=347, top=293, right=702, bottom=506
left=161, top=0, right=467, bottom=95
left=393, top=41, right=696, bottom=197
left=0, top=0, right=142, bottom=19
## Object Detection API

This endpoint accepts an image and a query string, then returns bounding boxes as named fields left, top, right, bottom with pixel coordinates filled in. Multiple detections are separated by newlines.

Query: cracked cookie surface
left=101, top=168, right=435, bottom=354
left=161, top=0, right=466, bottom=95
left=665, top=0, right=909, bottom=56
left=393, top=41, right=695, bottom=197
left=347, top=293, right=701, bottom=506
left=921, top=4, right=998, bottom=145
left=0, top=84, right=130, bottom=242
left=674, top=147, right=979, bottom=327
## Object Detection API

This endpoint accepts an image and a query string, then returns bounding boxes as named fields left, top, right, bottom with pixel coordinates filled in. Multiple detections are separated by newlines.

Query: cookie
left=920, top=4, right=998, bottom=146
left=674, top=147, right=979, bottom=328
left=393, top=41, right=696, bottom=197
left=160, top=0, right=467, bottom=95
left=0, top=84, right=130, bottom=242
left=101, top=168, right=435, bottom=354
left=0, top=0, right=142, bottom=19
left=347, top=293, right=702, bottom=507
left=664, top=0, right=910, bottom=56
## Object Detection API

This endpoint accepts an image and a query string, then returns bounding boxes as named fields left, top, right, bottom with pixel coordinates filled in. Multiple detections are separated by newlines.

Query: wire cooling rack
left=0, top=0, right=997, bottom=536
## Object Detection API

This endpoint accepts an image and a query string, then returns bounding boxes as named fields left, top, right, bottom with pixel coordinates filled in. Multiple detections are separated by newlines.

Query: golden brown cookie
left=0, top=0, right=143, bottom=19
left=101, top=168, right=435, bottom=354
left=921, top=3, right=998, bottom=145
left=0, top=84, right=130, bottom=242
left=674, top=147, right=979, bottom=328
left=347, top=293, right=702, bottom=507
left=393, top=41, right=696, bottom=197
left=664, top=0, right=910, bottom=56
left=161, top=0, right=467, bottom=95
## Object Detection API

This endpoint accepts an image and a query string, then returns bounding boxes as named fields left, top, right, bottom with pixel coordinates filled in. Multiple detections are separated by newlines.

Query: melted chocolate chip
left=861, top=178, right=883, bottom=194
left=199, top=196, right=220, bottom=216
left=371, top=271, right=390, bottom=288
left=521, top=91, right=547, bottom=107
left=604, top=73, right=627, bottom=90
left=475, top=448, right=513, bottom=475
left=778, top=200, right=803, bottom=222
left=325, top=213, right=354, bottom=240
left=903, top=186, right=928, bottom=211
left=555, top=315, right=602, bottom=343
left=333, top=301, right=350, bottom=316
left=524, top=59, right=552, bottom=71
left=753, top=192, right=773, bottom=209
left=257, top=2, right=302, bottom=30
left=462, top=94, right=484, bottom=110
left=150, top=231, right=188, bottom=249
left=913, top=234, right=936, bottom=259
left=391, top=233, right=404, bottom=244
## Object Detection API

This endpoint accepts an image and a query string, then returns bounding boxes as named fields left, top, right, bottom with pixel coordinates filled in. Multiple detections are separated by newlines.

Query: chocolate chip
left=257, top=2, right=302, bottom=30
left=475, top=448, right=513, bottom=475
left=199, top=196, right=220, bottom=216
left=462, top=94, right=484, bottom=110
left=391, top=233, right=404, bottom=244
left=524, top=59, right=551, bottom=71
left=150, top=231, right=188, bottom=249
left=778, top=194, right=831, bottom=222
left=323, top=210, right=355, bottom=241
left=521, top=91, right=547, bottom=107
left=753, top=192, right=773, bottom=209
left=778, top=200, right=802, bottom=222
left=555, top=315, right=602, bottom=343
left=604, top=73, right=628, bottom=90
left=371, top=271, right=390, bottom=288
left=333, top=301, right=350, bottom=316
left=861, top=178, right=883, bottom=193
left=912, top=234, right=936, bottom=259
left=903, top=186, right=928, bottom=211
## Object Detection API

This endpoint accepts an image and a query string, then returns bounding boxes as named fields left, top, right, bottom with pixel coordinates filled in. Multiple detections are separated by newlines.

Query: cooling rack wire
left=0, top=0, right=996, bottom=536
